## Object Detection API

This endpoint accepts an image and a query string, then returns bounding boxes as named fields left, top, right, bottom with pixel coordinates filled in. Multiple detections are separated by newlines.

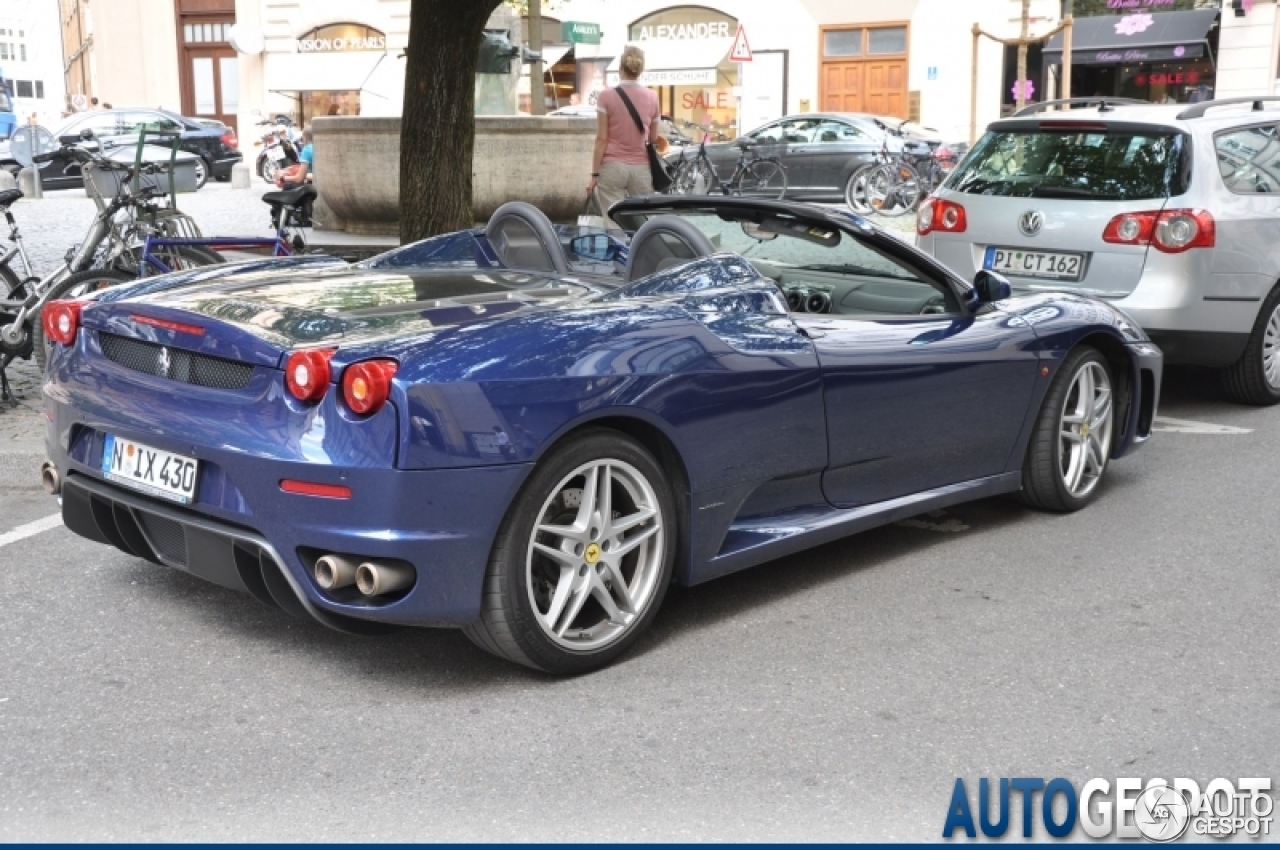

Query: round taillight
left=1116, top=216, right=1143, bottom=242
left=342, top=359, right=398, bottom=416
left=1156, top=214, right=1197, bottom=249
left=941, top=206, right=961, bottom=230
left=285, top=349, right=334, bottom=402
left=42, top=301, right=82, bottom=347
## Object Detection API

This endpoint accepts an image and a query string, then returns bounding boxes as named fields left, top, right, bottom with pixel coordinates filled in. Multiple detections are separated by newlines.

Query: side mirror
left=569, top=233, right=616, bottom=262
left=973, top=270, right=1012, bottom=304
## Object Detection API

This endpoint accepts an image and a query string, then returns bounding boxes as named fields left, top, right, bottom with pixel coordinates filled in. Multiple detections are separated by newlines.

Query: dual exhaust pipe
left=314, top=554, right=414, bottom=598
left=41, top=461, right=60, bottom=496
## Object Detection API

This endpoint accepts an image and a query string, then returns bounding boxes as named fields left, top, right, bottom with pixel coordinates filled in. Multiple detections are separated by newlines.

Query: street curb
left=0, top=449, right=47, bottom=489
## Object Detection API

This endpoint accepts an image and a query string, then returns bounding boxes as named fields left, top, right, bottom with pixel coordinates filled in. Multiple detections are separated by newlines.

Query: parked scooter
left=253, top=117, right=300, bottom=184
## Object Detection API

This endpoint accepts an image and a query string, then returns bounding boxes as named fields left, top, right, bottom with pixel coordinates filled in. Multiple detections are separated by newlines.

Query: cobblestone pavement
left=1, top=182, right=279, bottom=450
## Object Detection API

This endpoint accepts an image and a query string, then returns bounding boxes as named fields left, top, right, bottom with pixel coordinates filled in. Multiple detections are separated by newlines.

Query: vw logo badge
left=157, top=346, right=172, bottom=378
left=1019, top=210, right=1044, bottom=237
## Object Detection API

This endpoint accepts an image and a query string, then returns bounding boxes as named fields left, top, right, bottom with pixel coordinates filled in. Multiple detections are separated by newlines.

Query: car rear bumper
left=47, top=420, right=531, bottom=629
left=209, top=153, right=241, bottom=178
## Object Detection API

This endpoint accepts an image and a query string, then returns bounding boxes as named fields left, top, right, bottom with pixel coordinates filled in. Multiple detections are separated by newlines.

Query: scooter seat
left=262, top=185, right=316, bottom=206
left=0, top=188, right=24, bottom=208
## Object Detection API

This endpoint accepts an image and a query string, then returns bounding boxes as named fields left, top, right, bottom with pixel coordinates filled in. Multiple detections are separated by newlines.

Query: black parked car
left=34, top=108, right=241, bottom=191
left=686, top=112, right=960, bottom=203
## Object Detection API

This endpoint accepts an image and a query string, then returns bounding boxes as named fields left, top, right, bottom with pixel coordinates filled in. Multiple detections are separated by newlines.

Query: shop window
left=823, top=29, right=862, bottom=57
left=183, top=22, right=230, bottom=43
left=867, top=27, right=907, bottom=55
left=1216, top=125, right=1280, bottom=195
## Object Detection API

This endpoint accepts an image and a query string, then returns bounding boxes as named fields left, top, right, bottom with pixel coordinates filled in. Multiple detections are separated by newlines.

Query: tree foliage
left=399, top=0, right=504, bottom=242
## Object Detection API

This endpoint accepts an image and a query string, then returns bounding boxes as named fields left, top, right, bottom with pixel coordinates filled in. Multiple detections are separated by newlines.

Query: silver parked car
left=918, top=96, right=1280, bottom=405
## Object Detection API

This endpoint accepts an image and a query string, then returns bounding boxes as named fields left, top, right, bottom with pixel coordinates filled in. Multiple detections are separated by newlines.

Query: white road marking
left=0, top=513, right=64, bottom=548
left=1153, top=416, right=1253, bottom=435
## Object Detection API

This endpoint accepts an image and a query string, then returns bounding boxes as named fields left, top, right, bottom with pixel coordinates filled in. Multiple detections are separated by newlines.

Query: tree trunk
left=400, top=0, right=503, bottom=242
left=1016, top=0, right=1030, bottom=111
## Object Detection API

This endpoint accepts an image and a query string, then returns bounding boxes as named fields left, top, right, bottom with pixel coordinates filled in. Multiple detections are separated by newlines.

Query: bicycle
left=844, top=136, right=925, bottom=218
left=668, top=132, right=787, bottom=200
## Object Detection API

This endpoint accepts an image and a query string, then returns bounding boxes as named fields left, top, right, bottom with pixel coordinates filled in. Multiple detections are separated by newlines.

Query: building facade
left=1, top=0, right=66, bottom=128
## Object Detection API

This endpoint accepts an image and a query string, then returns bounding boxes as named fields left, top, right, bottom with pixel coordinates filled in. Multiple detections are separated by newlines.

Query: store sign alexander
left=296, top=34, right=386, bottom=52
left=634, top=20, right=733, bottom=40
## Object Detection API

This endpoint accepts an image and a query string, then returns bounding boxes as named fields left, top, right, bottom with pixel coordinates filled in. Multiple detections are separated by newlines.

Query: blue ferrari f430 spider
left=41, top=196, right=1163, bottom=672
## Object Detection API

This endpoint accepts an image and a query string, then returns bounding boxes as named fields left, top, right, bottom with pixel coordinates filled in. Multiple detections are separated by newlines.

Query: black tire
left=34, top=268, right=134, bottom=372
left=1222, top=287, right=1280, bottom=405
left=1019, top=346, right=1115, bottom=513
left=0, top=262, right=23, bottom=297
left=736, top=159, right=787, bottom=200
left=193, top=157, right=210, bottom=190
left=463, top=429, right=678, bottom=674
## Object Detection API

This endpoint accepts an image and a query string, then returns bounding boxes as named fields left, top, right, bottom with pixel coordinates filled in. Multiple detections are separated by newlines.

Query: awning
left=265, top=50, right=386, bottom=93
left=1043, top=9, right=1218, bottom=66
left=606, top=38, right=732, bottom=86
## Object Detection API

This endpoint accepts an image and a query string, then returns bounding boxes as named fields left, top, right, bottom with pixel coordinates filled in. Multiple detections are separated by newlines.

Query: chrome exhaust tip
left=355, top=560, right=415, bottom=597
left=313, top=554, right=360, bottom=591
left=41, top=461, right=60, bottom=496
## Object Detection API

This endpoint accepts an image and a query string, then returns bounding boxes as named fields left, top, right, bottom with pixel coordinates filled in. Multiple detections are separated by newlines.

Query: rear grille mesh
left=136, top=512, right=187, bottom=566
left=99, top=332, right=255, bottom=390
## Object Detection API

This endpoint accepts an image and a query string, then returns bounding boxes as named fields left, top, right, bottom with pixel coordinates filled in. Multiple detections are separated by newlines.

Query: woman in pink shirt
left=588, top=45, right=663, bottom=225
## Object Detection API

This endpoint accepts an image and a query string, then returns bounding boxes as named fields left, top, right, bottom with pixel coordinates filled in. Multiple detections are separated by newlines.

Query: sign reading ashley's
left=561, top=21, right=601, bottom=44
left=294, top=22, right=386, bottom=53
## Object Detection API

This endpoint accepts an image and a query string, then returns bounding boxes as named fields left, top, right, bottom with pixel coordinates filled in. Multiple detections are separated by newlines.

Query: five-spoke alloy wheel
left=1020, top=347, right=1116, bottom=512
left=464, top=429, right=677, bottom=673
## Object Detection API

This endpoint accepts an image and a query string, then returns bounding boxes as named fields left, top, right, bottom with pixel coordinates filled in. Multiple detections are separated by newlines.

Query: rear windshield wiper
left=1030, top=186, right=1121, bottom=199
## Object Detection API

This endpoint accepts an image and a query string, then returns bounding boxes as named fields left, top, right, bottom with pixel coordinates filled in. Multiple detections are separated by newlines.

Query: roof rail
left=1176, top=96, right=1280, bottom=120
left=1013, top=98, right=1149, bottom=117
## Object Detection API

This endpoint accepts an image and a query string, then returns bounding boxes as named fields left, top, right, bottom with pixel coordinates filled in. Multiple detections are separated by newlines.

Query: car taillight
left=1103, top=209, right=1214, bottom=253
left=342, top=359, right=398, bottom=416
left=917, top=197, right=967, bottom=236
left=42, top=301, right=82, bottom=347
left=285, top=349, right=335, bottom=402
left=221, top=131, right=238, bottom=150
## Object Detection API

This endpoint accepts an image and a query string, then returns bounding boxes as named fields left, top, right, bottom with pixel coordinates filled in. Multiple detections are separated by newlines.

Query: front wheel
left=34, top=268, right=134, bottom=372
left=844, top=164, right=878, bottom=215
left=735, top=159, right=787, bottom=200
left=1019, top=347, right=1116, bottom=512
left=1222, top=287, right=1280, bottom=405
left=463, top=429, right=677, bottom=674
left=192, top=157, right=210, bottom=190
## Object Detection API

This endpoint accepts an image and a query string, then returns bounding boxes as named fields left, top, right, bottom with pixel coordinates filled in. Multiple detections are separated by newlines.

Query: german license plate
left=266, top=145, right=286, bottom=163
left=101, top=434, right=199, bottom=505
left=984, top=246, right=1086, bottom=281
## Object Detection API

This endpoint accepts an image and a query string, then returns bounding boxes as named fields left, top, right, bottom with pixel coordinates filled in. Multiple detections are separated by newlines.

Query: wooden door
left=184, top=46, right=239, bottom=132
left=864, top=60, right=906, bottom=118
left=823, top=63, right=864, bottom=112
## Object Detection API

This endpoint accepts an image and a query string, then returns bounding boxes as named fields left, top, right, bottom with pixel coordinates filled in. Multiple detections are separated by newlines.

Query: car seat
left=484, top=201, right=570, bottom=274
left=624, top=215, right=718, bottom=281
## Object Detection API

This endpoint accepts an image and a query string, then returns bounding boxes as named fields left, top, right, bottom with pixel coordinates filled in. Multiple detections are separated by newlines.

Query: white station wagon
left=918, top=96, right=1280, bottom=405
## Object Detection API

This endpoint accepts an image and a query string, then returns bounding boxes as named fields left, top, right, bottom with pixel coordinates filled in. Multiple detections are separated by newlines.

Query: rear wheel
left=1222, top=287, right=1280, bottom=405
left=192, top=157, right=210, bottom=190
left=463, top=429, right=677, bottom=674
left=844, top=164, right=878, bottom=215
left=736, top=159, right=787, bottom=200
left=1020, top=347, right=1116, bottom=512
left=34, top=268, right=133, bottom=372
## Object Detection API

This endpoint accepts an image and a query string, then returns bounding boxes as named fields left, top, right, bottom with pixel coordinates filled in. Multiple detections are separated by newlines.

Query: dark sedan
left=35, top=108, right=241, bottom=190
left=689, top=112, right=948, bottom=202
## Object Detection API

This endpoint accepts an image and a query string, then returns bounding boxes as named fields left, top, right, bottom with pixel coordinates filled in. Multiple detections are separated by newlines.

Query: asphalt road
left=0, top=367, right=1277, bottom=841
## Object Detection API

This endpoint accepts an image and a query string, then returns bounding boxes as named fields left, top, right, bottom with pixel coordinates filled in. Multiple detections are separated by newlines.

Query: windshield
left=948, top=128, right=1188, bottom=200
left=0, top=90, right=11, bottom=112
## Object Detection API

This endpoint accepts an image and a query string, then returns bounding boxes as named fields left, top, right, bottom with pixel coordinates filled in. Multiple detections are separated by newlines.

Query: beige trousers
left=595, top=161, right=653, bottom=226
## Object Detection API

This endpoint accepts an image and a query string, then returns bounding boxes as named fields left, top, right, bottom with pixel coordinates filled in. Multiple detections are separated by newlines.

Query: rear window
left=947, top=128, right=1188, bottom=201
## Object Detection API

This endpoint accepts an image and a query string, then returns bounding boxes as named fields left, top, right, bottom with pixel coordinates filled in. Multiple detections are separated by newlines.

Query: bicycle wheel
left=844, top=164, right=880, bottom=215
left=867, top=161, right=924, bottom=218
left=122, top=244, right=226, bottom=277
left=34, top=268, right=134, bottom=372
left=672, top=158, right=717, bottom=195
left=736, top=159, right=787, bottom=200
